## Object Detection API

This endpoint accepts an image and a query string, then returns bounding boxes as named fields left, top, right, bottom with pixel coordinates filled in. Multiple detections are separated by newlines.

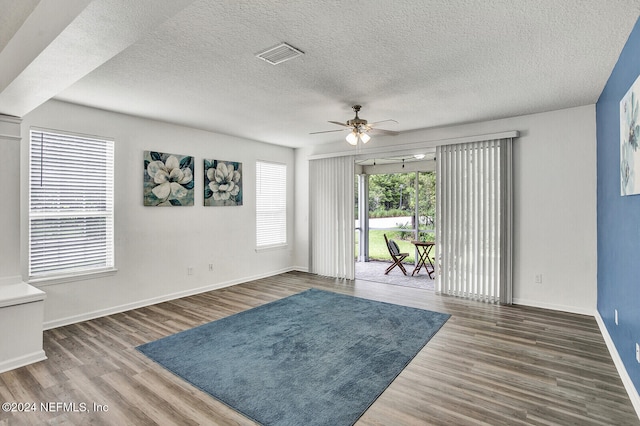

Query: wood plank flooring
left=1, top=271, right=637, bottom=425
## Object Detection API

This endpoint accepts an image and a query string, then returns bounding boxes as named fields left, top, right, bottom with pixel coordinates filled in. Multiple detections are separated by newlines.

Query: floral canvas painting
left=204, top=159, right=243, bottom=206
left=620, top=74, right=640, bottom=196
left=144, top=151, right=194, bottom=206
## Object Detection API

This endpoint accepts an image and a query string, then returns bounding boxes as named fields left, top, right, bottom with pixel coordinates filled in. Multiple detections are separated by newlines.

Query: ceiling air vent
left=256, top=43, right=304, bottom=65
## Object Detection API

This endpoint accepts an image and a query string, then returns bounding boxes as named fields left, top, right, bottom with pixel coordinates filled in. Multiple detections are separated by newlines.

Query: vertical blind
left=29, top=129, right=114, bottom=277
left=436, top=138, right=513, bottom=304
left=309, top=156, right=355, bottom=280
left=256, top=161, right=287, bottom=248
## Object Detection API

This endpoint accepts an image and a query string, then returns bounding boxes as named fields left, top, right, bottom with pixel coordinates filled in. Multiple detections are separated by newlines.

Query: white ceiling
left=1, top=1, right=639, bottom=148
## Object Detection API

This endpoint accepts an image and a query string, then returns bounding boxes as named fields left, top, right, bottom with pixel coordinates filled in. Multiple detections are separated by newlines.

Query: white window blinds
left=256, top=161, right=286, bottom=248
left=29, top=129, right=115, bottom=278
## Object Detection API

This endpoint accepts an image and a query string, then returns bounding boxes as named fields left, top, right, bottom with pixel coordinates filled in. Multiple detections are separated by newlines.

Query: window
left=29, top=129, right=114, bottom=279
left=256, top=161, right=286, bottom=248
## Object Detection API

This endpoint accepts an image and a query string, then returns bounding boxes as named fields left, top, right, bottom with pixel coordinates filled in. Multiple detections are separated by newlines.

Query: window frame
left=255, top=160, right=287, bottom=250
left=28, top=128, right=116, bottom=284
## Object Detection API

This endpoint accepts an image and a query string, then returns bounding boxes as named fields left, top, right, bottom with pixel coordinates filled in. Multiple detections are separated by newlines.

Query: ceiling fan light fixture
left=346, top=131, right=358, bottom=145
left=311, top=105, right=397, bottom=145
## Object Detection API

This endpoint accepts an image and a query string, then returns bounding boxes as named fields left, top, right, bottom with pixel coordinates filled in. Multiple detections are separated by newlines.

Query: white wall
left=295, top=105, right=598, bottom=315
left=19, top=101, right=596, bottom=325
left=21, top=100, right=296, bottom=328
left=0, top=116, right=21, bottom=285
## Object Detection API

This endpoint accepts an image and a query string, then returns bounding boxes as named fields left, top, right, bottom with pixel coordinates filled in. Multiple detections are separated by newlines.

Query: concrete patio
left=355, top=260, right=434, bottom=291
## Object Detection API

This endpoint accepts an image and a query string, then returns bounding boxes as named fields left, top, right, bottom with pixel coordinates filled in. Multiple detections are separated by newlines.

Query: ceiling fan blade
left=369, top=119, right=398, bottom=126
left=309, top=129, right=348, bottom=135
left=368, top=128, right=399, bottom=136
left=328, top=120, right=350, bottom=127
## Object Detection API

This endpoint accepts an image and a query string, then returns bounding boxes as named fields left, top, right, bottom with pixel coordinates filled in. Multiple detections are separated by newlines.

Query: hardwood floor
left=1, top=271, right=637, bottom=425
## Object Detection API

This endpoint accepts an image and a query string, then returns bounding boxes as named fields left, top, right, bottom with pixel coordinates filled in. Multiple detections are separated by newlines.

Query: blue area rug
left=137, top=288, right=450, bottom=425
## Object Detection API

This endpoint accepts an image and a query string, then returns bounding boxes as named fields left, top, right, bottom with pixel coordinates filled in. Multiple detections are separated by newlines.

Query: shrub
left=369, top=208, right=410, bottom=218
left=394, top=222, right=412, bottom=240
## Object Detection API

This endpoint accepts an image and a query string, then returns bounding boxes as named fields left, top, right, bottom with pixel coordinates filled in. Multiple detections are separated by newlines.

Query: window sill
left=29, top=268, right=118, bottom=287
left=255, top=243, right=288, bottom=252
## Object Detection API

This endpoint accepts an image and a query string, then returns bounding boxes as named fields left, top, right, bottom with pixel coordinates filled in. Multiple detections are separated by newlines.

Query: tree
left=368, top=173, right=412, bottom=212
left=409, top=172, right=436, bottom=225
left=367, top=171, right=435, bottom=223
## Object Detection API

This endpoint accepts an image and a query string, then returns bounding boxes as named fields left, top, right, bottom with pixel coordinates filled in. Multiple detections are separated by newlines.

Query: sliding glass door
left=355, top=170, right=436, bottom=265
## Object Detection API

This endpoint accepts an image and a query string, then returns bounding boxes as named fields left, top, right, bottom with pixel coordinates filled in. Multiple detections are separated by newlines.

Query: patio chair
left=384, top=234, right=409, bottom=275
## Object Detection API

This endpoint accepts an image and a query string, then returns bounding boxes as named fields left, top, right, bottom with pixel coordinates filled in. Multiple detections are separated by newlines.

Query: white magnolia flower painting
left=144, top=151, right=194, bottom=206
left=204, top=159, right=243, bottom=206
left=620, top=74, right=640, bottom=196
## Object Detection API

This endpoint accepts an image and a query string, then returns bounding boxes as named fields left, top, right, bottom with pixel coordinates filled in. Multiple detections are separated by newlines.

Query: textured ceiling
left=2, top=1, right=639, bottom=148
left=0, top=0, right=38, bottom=50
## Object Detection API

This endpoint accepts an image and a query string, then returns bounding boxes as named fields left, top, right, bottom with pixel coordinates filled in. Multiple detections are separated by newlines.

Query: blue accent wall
left=597, top=16, right=640, bottom=393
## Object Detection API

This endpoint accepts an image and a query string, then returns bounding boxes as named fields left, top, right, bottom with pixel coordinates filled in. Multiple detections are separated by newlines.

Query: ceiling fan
left=310, top=105, right=399, bottom=145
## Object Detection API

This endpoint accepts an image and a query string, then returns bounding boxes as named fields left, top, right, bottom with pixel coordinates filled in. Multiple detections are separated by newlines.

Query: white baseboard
left=43, top=267, right=297, bottom=330
left=512, top=297, right=595, bottom=316
left=0, top=351, right=47, bottom=374
left=595, top=311, right=640, bottom=420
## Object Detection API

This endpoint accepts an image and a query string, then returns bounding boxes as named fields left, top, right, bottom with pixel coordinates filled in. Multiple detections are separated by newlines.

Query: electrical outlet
left=615, top=309, right=619, bottom=325
left=636, top=343, right=640, bottom=363
left=187, top=267, right=193, bottom=276
left=209, top=263, right=213, bottom=271
left=535, top=274, right=542, bottom=284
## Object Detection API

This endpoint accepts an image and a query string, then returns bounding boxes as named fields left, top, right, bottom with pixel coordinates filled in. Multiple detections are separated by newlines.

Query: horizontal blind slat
left=256, top=161, right=286, bottom=247
left=29, top=129, right=114, bottom=277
